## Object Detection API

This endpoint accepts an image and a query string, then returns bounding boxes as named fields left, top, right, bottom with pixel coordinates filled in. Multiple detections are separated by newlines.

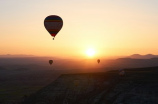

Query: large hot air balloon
left=44, top=15, right=63, bottom=40
left=49, top=60, right=53, bottom=65
left=97, top=59, right=100, bottom=64
left=118, top=69, right=125, bottom=76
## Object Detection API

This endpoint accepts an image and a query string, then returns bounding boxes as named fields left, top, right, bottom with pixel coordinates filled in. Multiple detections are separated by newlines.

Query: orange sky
left=1, top=0, right=158, bottom=59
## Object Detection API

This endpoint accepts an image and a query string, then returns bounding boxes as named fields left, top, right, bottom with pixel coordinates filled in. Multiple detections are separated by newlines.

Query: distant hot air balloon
left=97, top=59, right=100, bottom=64
left=44, top=15, right=63, bottom=40
left=118, top=69, right=125, bottom=76
left=49, top=60, right=53, bottom=65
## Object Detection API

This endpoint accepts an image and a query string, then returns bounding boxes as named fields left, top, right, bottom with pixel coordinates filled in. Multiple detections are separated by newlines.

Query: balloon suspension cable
left=53, top=38, right=54, bottom=40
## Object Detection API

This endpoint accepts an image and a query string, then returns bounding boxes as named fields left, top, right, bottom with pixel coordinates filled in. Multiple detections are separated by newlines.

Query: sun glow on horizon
left=86, top=48, right=95, bottom=57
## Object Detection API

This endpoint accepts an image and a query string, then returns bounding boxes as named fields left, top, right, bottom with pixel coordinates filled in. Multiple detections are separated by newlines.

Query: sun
left=86, top=48, right=95, bottom=57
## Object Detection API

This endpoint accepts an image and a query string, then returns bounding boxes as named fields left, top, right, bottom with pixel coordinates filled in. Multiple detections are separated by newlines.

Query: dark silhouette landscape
left=1, top=0, right=158, bottom=103
left=0, top=54, right=158, bottom=103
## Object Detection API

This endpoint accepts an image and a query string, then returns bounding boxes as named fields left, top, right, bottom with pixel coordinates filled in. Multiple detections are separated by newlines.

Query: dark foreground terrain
left=21, top=66, right=158, bottom=104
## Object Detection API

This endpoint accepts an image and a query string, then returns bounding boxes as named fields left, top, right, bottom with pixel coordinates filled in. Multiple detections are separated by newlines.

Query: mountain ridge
left=127, top=54, right=158, bottom=59
left=22, top=66, right=158, bottom=104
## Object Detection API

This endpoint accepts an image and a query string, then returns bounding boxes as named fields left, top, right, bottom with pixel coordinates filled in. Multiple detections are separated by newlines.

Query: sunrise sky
left=1, top=0, right=158, bottom=59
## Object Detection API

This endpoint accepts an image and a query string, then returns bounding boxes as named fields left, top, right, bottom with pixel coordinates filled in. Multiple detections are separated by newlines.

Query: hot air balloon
left=97, top=59, right=100, bottom=64
left=49, top=60, right=53, bottom=65
left=118, top=69, right=125, bottom=76
left=44, top=15, right=63, bottom=40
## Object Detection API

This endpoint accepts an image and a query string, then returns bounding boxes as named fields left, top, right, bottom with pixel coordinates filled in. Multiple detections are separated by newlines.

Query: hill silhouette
left=1, top=56, right=158, bottom=70
left=127, top=54, right=158, bottom=59
left=1, top=56, right=158, bottom=103
left=22, top=66, right=158, bottom=104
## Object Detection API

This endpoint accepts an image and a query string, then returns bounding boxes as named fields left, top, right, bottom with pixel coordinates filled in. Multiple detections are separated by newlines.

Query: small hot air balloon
left=118, top=69, right=125, bottom=76
left=44, top=15, right=63, bottom=40
left=49, top=60, right=53, bottom=65
left=97, top=59, right=100, bottom=64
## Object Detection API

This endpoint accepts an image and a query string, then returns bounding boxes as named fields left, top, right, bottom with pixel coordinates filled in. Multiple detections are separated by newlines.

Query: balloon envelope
left=97, top=59, right=100, bottom=64
left=44, top=15, right=63, bottom=38
left=118, top=69, right=125, bottom=76
left=49, top=60, right=53, bottom=65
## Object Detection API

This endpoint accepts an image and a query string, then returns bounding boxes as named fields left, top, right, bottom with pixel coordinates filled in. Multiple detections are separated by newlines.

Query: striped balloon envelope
left=49, top=60, right=53, bottom=65
left=44, top=15, right=63, bottom=39
left=118, top=69, right=125, bottom=76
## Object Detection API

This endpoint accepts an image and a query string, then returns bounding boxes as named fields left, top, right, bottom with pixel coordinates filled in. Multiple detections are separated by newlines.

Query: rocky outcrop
left=22, top=67, right=158, bottom=104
